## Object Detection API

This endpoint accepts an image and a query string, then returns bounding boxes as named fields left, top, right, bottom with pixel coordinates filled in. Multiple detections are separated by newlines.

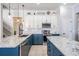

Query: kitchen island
left=47, top=36, right=79, bottom=56
left=0, top=34, right=32, bottom=56
left=0, top=33, right=43, bottom=56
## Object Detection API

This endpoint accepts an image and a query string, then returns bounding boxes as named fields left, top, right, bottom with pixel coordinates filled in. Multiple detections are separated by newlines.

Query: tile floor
left=28, top=43, right=47, bottom=56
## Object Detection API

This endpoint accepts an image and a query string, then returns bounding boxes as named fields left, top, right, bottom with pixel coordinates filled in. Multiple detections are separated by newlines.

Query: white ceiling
left=2, top=3, right=62, bottom=10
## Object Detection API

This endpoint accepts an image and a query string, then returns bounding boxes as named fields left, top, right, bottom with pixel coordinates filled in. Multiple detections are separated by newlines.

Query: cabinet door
left=42, top=16, right=46, bottom=23
left=47, top=40, right=64, bottom=56
left=38, top=34, right=43, bottom=44
left=51, top=42, right=64, bottom=56
left=28, top=36, right=32, bottom=48
left=35, top=15, right=42, bottom=29
left=46, top=15, right=51, bottom=23
left=47, top=40, right=52, bottom=56
left=33, top=34, right=38, bottom=44
left=51, top=14, right=58, bottom=33
left=33, top=34, right=43, bottom=45
left=30, top=35, right=32, bottom=45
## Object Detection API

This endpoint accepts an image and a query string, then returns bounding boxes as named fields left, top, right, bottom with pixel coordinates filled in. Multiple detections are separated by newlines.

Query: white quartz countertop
left=47, top=36, right=79, bottom=56
left=0, top=34, right=32, bottom=48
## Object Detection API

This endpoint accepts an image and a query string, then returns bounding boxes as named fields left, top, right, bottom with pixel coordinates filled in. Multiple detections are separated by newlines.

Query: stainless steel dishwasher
left=21, top=39, right=30, bottom=56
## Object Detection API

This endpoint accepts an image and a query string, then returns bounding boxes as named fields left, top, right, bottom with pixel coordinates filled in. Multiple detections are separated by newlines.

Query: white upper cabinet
left=33, top=15, right=37, bottom=28
left=36, top=15, right=42, bottom=28
left=51, top=14, right=58, bottom=29
left=24, top=15, right=33, bottom=28
left=14, top=10, right=59, bottom=34
left=45, top=15, right=51, bottom=23
left=42, top=15, right=46, bottom=23
left=33, top=15, right=42, bottom=29
left=50, top=14, right=59, bottom=33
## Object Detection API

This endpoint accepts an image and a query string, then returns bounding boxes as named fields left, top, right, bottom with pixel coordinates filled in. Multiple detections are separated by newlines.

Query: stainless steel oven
left=42, top=23, right=51, bottom=36
left=42, top=30, right=50, bottom=36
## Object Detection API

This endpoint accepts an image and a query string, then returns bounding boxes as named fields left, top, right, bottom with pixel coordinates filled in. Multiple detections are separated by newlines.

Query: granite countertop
left=47, top=36, right=79, bottom=56
left=0, top=34, right=32, bottom=48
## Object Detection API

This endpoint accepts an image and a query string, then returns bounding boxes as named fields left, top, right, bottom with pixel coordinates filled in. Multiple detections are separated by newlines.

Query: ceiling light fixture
left=63, top=3, right=67, bottom=5
left=60, top=5, right=66, bottom=14
left=8, top=3, right=12, bottom=19
left=22, top=4, right=24, bottom=22
left=36, top=3, right=40, bottom=5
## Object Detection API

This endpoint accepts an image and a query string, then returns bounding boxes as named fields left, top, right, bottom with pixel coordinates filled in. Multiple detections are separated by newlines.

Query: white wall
left=3, top=9, right=14, bottom=34
left=72, top=4, right=79, bottom=40
left=59, top=4, right=79, bottom=40
left=0, top=4, right=2, bottom=41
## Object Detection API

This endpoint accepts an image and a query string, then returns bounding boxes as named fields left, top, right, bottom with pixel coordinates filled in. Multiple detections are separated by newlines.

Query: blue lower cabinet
left=0, top=46, right=20, bottom=56
left=51, top=42, right=64, bottom=56
left=29, top=35, right=33, bottom=46
left=47, top=40, right=64, bottom=56
left=47, top=40, right=52, bottom=56
left=28, top=35, right=33, bottom=48
left=32, top=34, right=43, bottom=45
left=47, top=45, right=51, bottom=56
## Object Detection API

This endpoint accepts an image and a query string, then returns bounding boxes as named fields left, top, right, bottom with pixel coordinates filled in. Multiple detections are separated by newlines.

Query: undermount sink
left=19, top=35, right=28, bottom=37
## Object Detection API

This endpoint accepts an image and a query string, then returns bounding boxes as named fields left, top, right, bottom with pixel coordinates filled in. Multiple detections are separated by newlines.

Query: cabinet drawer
left=32, top=34, right=43, bottom=45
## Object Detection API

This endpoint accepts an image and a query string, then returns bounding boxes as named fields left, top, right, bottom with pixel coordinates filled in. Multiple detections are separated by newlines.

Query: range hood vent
left=42, top=23, right=51, bottom=28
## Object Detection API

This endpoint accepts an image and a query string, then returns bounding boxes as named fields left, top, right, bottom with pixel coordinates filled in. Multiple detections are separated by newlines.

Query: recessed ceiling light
left=60, top=5, right=66, bottom=14
left=36, top=3, right=40, bottom=5
left=63, top=3, right=67, bottom=5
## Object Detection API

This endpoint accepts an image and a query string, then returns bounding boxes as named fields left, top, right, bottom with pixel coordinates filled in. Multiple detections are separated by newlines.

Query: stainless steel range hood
left=42, top=23, right=51, bottom=28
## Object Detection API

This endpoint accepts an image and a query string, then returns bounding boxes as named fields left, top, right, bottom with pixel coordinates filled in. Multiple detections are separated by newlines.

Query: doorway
left=13, top=17, right=22, bottom=36
left=75, top=13, right=79, bottom=41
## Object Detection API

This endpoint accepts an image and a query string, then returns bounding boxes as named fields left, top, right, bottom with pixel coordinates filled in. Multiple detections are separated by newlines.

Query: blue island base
left=0, top=47, right=20, bottom=56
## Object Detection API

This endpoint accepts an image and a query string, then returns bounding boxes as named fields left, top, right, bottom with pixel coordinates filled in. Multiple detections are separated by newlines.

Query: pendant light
left=16, top=3, right=20, bottom=23
left=8, top=3, right=12, bottom=19
left=63, top=3, right=67, bottom=5
left=22, top=4, right=24, bottom=22
left=18, top=3, right=19, bottom=17
left=9, top=3, right=11, bottom=15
